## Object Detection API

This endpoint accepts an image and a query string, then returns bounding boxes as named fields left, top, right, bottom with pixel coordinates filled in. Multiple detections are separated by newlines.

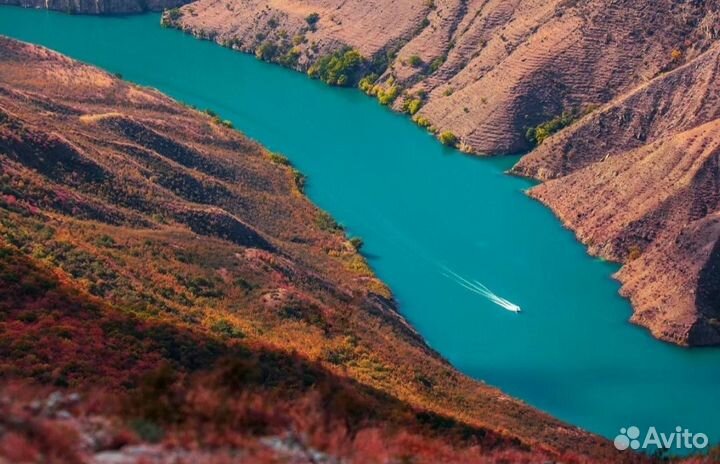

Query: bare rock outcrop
left=170, top=0, right=720, bottom=154
left=514, top=44, right=720, bottom=345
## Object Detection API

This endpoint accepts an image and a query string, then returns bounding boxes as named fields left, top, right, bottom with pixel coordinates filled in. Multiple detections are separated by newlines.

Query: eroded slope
left=513, top=43, right=720, bottom=346
left=0, top=36, right=631, bottom=461
left=169, top=0, right=720, bottom=153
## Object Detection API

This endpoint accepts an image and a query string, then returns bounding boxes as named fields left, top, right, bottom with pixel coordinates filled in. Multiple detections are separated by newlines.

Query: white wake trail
left=441, top=267, right=521, bottom=313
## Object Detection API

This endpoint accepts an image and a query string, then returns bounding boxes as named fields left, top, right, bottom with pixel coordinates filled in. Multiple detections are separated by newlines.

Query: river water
left=1, top=7, right=718, bottom=453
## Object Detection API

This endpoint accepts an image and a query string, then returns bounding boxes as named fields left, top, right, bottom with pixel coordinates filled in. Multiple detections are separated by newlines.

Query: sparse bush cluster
left=438, top=131, right=459, bottom=147
left=377, top=85, right=400, bottom=105
left=403, top=97, right=423, bottom=115
left=525, top=111, right=577, bottom=145
left=266, top=151, right=306, bottom=192
left=203, top=108, right=233, bottom=128
left=407, top=55, right=424, bottom=67
left=315, top=210, right=342, bottom=232
left=525, top=105, right=599, bottom=145
left=305, top=12, right=320, bottom=29
left=429, top=55, right=445, bottom=73
left=358, top=73, right=378, bottom=93
left=161, top=8, right=183, bottom=27
left=255, top=40, right=278, bottom=61
left=308, top=48, right=364, bottom=86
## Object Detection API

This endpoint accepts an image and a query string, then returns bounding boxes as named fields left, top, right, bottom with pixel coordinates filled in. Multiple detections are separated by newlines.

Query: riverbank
left=163, top=0, right=720, bottom=348
left=1, top=8, right=719, bottom=455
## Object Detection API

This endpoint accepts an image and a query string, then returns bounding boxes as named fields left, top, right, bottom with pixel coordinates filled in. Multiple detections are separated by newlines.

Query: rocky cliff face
left=168, top=0, right=720, bottom=153
left=1, top=0, right=189, bottom=14
left=0, top=37, right=632, bottom=461
left=513, top=42, right=720, bottom=346
left=167, top=0, right=720, bottom=346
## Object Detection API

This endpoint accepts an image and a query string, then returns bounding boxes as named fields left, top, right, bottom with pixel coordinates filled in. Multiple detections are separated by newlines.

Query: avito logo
left=614, top=426, right=708, bottom=451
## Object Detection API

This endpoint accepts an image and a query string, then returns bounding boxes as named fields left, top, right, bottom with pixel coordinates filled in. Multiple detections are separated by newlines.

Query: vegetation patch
left=525, top=106, right=597, bottom=145
left=438, top=131, right=458, bottom=147
left=267, top=151, right=291, bottom=166
left=413, top=115, right=432, bottom=129
left=211, top=319, right=245, bottom=339
left=349, top=237, right=364, bottom=251
left=161, top=8, right=183, bottom=27
left=377, top=85, right=400, bottom=105
left=315, top=211, right=342, bottom=232
left=429, top=56, right=445, bottom=73
left=407, top=55, right=423, bottom=68
left=403, top=98, right=423, bottom=115
left=255, top=41, right=278, bottom=61
left=305, top=13, right=320, bottom=30
left=358, top=73, right=379, bottom=94
left=308, top=48, right=364, bottom=86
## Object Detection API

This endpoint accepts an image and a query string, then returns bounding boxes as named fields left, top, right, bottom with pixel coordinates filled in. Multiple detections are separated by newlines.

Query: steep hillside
left=166, top=0, right=720, bottom=153
left=512, top=43, right=720, bottom=346
left=0, top=37, right=631, bottom=462
left=0, top=0, right=189, bottom=14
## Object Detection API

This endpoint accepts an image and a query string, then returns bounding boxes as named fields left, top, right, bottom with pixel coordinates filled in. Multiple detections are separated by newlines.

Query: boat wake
left=441, top=267, right=521, bottom=313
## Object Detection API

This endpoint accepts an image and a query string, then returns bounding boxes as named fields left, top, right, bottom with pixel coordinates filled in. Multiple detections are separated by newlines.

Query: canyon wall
left=167, top=0, right=720, bottom=346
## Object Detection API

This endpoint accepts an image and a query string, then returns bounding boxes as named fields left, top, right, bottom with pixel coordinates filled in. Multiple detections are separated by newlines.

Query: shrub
left=316, top=211, right=341, bottom=232
left=308, top=48, right=364, bottom=86
left=130, top=419, right=164, bottom=443
left=255, top=41, right=278, bottom=61
left=414, top=115, right=431, bottom=128
left=628, top=246, right=642, bottom=261
left=358, top=73, right=378, bottom=94
left=377, top=85, right=399, bottom=105
left=278, top=49, right=301, bottom=67
left=438, top=131, right=458, bottom=147
left=407, top=55, right=423, bottom=67
left=267, top=151, right=291, bottom=166
left=429, top=56, right=445, bottom=73
left=94, top=235, right=115, bottom=248
left=161, top=8, right=183, bottom=27
left=404, top=98, right=423, bottom=115
left=525, top=110, right=579, bottom=145
left=292, top=169, right=306, bottom=193
left=324, top=346, right=355, bottom=365
left=349, top=237, right=364, bottom=251
left=305, top=13, right=320, bottom=28
left=211, top=320, right=245, bottom=339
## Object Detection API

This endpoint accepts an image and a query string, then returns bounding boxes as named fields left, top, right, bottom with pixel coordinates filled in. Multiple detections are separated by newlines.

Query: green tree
left=438, top=131, right=458, bottom=147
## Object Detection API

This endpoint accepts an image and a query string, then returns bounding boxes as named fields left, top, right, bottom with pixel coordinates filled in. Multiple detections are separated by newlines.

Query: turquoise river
left=1, top=7, right=719, bottom=454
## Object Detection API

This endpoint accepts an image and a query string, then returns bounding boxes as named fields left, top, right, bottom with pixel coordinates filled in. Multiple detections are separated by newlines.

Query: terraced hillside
left=513, top=42, right=720, bottom=346
left=167, top=0, right=720, bottom=153
left=0, top=37, right=635, bottom=462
